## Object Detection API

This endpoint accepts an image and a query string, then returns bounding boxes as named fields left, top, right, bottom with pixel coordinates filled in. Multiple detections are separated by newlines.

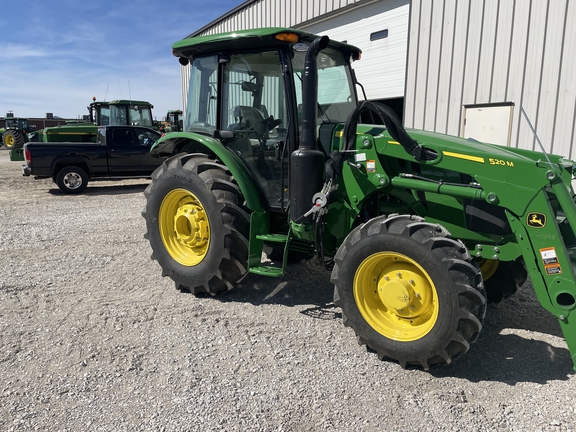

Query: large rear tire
left=3, top=130, right=25, bottom=148
left=332, top=215, right=486, bottom=369
left=142, top=153, right=250, bottom=295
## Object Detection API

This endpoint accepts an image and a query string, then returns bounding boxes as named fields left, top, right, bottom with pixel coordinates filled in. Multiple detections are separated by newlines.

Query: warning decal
left=540, top=247, right=558, bottom=265
left=545, top=265, right=562, bottom=275
left=540, top=247, right=561, bottom=275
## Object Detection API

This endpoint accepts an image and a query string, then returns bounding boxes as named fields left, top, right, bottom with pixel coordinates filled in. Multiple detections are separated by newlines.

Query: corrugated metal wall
left=404, top=0, right=576, bottom=159
left=198, top=0, right=373, bottom=34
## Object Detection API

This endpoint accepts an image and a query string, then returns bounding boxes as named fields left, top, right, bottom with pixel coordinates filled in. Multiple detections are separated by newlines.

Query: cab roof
left=172, top=27, right=361, bottom=61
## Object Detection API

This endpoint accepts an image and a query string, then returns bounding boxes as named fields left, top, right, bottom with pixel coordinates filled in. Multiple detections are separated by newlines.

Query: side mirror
left=241, top=81, right=258, bottom=93
left=214, top=129, right=235, bottom=144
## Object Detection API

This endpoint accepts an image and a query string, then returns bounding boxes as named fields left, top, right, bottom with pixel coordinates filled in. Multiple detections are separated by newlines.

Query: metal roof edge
left=187, top=0, right=260, bottom=38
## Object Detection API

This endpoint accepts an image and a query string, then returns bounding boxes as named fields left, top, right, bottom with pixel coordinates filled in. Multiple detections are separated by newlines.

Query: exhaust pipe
left=290, top=35, right=329, bottom=223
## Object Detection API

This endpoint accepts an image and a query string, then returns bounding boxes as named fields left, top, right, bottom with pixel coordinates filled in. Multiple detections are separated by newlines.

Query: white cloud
left=0, top=44, right=50, bottom=59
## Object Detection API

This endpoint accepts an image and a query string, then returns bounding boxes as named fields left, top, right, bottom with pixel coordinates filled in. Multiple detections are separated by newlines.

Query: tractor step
left=250, top=233, right=289, bottom=277
left=249, top=265, right=285, bottom=277
left=255, top=233, right=288, bottom=243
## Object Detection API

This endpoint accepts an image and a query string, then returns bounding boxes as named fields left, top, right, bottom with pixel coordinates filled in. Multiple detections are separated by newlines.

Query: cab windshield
left=183, top=44, right=357, bottom=208
left=109, top=104, right=153, bottom=127
left=292, top=47, right=357, bottom=125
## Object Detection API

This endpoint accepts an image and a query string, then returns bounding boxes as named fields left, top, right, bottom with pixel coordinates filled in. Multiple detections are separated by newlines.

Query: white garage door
left=299, top=0, right=410, bottom=101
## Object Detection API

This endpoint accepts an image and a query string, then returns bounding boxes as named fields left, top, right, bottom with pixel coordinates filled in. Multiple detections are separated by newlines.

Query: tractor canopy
left=172, top=27, right=361, bottom=62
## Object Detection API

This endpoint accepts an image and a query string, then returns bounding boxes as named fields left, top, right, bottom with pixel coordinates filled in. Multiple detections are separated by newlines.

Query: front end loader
left=142, top=28, right=576, bottom=370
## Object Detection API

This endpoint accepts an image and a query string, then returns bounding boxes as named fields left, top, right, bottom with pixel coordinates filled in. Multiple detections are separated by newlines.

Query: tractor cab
left=89, top=99, right=154, bottom=127
left=165, top=110, right=183, bottom=132
left=5, top=117, right=30, bottom=131
left=159, top=29, right=360, bottom=210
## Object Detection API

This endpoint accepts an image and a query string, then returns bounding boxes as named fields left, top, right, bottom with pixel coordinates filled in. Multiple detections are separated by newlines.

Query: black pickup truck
left=22, top=125, right=163, bottom=193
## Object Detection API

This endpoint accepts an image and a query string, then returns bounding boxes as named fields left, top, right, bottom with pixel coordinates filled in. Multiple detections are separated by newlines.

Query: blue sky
left=0, top=0, right=243, bottom=120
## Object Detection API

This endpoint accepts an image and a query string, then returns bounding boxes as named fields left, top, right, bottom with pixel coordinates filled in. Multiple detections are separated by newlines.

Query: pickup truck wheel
left=332, top=215, right=486, bottom=370
left=142, top=153, right=250, bottom=295
left=55, top=166, right=89, bottom=194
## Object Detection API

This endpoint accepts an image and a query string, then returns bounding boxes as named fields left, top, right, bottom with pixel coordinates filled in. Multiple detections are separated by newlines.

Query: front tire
left=142, top=153, right=250, bottom=295
left=478, top=258, right=527, bottom=303
left=55, top=166, right=89, bottom=194
left=332, top=215, right=486, bottom=369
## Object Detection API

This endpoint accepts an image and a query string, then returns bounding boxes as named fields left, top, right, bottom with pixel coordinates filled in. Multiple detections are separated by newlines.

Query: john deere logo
left=527, top=212, right=546, bottom=228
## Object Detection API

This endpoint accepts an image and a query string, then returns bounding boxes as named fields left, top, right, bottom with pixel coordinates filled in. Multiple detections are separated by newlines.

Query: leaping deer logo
left=527, top=213, right=546, bottom=228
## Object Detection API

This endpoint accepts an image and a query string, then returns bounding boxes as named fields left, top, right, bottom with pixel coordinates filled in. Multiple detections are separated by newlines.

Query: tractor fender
left=151, top=131, right=265, bottom=212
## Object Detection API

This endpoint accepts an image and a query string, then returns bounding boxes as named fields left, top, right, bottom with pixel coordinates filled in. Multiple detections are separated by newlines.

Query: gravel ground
left=1, top=148, right=576, bottom=431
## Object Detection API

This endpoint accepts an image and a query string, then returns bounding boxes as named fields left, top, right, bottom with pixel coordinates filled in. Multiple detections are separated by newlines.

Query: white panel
left=463, top=105, right=513, bottom=146
left=301, top=0, right=410, bottom=101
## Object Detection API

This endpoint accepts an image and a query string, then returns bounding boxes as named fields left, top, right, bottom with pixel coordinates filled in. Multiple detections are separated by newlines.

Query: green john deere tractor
left=2, top=115, right=35, bottom=148
left=33, top=99, right=155, bottom=143
left=162, top=110, right=183, bottom=133
left=142, top=28, right=576, bottom=370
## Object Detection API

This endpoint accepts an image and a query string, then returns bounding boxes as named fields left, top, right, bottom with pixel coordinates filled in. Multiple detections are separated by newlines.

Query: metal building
left=180, top=0, right=576, bottom=159
left=405, top=0, right=576, bottom=160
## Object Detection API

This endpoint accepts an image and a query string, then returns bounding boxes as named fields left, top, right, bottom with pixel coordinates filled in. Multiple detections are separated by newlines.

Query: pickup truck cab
left=22, top=125, right=163, bottom=194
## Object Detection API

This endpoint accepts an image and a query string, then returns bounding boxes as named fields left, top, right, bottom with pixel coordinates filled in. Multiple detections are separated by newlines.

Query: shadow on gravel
left=430, top=285, right=574, bottom=384
left=430, top=329, right=574, bottom=385
left=199, top=260, right=338, bottom=311
left=186, top=261, right=575, bottom=384
left=47, top=183, right=148, bottom=196
left=220, top=277, right=335, bottom=308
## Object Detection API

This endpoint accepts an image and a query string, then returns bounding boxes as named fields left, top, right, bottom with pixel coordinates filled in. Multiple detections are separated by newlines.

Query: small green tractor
left=161, top=110, right=183, bottom=133
left=142, top=28, right=576, bottom=370
left=2, top=114, right=35, bottom=148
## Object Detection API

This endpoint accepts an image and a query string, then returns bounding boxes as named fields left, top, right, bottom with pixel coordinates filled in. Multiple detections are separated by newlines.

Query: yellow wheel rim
left=354, top=252, right=439, bottom=341
left=5, top=134, right=14, bottom=147
left=159, top=188, right=210, bottom=266
left=477, top=258, right=498, bottom=281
